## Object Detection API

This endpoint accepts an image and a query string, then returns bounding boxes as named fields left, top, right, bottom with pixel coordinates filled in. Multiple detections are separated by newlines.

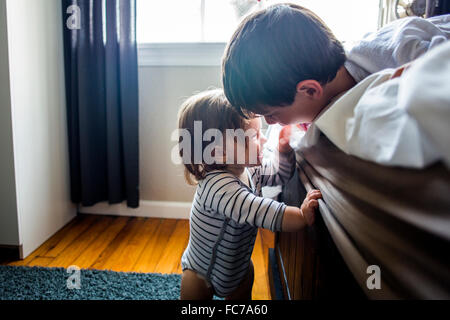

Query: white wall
left=79, top=64, right=224, bottom=218
left=80, top=65, right=222, bottom=219
left=4, top=0, right=76, bottom=258
left=139, top=66, right=222, bottom=202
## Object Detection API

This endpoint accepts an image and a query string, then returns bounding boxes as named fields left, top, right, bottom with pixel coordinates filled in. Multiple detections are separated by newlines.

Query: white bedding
left=345, top=14, right=450, bottom=83
left=296, top=40, right=450, bottom=169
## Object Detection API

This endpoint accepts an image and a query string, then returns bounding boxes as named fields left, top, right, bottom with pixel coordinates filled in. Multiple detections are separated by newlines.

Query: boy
left=222, top=3, right=449, bottom=124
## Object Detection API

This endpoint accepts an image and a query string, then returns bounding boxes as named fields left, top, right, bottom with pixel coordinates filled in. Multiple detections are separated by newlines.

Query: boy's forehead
left=253, top=105, right=274, bottom=116
left=255, top=105, right=285, bottom=116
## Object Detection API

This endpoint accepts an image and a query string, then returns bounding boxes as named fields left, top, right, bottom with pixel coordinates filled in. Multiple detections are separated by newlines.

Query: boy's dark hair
left=222, top=3, right=346, bottom=117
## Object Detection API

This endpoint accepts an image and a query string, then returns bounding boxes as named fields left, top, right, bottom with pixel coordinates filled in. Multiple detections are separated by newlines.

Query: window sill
left=137, top=42, right=227, bottom=67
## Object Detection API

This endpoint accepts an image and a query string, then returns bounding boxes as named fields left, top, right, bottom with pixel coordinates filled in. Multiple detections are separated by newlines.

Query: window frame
left=137, top=42, right=227, bottom=67
left=136, top=0, right=238, bottom=67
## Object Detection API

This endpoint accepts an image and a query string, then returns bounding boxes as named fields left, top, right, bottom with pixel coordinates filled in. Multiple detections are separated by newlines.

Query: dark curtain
left=62, top=0, right=139, bottom=208
left=426, top=0, right=450, bottom=17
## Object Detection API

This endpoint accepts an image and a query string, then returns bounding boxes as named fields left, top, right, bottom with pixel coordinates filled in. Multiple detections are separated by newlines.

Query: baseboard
left=268, top=248, right=285, bottom=300
left=0, top=244, right=23, bottom=262
left=78, top=200, right=191, bottom=219
left=275, top=243, right=291, bottom=300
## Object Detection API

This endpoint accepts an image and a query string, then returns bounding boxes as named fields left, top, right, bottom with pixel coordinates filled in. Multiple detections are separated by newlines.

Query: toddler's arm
left=202, top=173, right=321, bottom=232
left=252, top=125, right=296, bottom=187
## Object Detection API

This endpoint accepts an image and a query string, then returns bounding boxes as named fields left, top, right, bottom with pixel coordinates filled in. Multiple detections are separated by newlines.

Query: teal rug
left=0, top=265, right=186, bottom=300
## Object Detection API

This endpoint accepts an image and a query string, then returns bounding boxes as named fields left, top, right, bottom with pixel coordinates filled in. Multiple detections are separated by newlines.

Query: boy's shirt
left=345, top=14, right=450, bottom=83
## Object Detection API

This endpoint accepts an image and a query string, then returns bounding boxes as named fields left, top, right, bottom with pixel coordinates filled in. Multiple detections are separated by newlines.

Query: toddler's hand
left=278, top=125, right=293, bottom=154
left=300, top=189, right=322, bottom=226
left=390, top=62, right=412, bottom=80
left=298, top=123, right=310, bottom=131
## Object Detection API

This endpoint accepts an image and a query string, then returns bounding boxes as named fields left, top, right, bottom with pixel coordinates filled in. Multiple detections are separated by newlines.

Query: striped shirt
left=181, top=149, right=295, bottom=297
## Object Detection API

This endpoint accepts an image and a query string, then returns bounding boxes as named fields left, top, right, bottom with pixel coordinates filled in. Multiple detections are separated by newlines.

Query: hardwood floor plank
left=153, top=220, right=189, bottom=274
left=175, top=224, right=190, bottom=274
left=259, top=228, right=275, bottom=298
left=71, top=216, right=130, bottom=269
left=260, top=228, right=275, bottom=249
left=90, top=217, right=149, bottom=271
left=114, top=217, right=162, bottom=272
left=41, top=214, right=99, bottom=259
left=27, top=256, right=54, bottom=267
left=251, top=229, right=268, bottom=300
left=261, top=229, right=274, bottom=299
left=6, top=215, right=91, bottom=266
left=133, top=219, right=178, bottom=273
left=47, top=216, right=115, bottom=268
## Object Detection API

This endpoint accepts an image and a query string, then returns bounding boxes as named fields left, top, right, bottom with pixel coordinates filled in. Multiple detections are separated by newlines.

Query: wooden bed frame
left=268, top=169, right=365, bottom=300
left=268, top=134, right=450, bottom=300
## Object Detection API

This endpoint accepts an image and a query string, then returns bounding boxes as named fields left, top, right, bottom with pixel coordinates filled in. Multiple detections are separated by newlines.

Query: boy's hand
left=300, top=189, right=322, bottom=226
left=278, top=125, right=293, bottom=154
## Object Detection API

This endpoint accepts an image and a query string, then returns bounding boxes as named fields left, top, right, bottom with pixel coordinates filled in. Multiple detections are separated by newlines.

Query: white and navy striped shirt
left=181, top=149, right=295, bottom=297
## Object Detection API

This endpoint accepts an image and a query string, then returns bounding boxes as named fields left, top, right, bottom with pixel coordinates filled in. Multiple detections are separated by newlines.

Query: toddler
left=178, top=89, right=321, bottom=300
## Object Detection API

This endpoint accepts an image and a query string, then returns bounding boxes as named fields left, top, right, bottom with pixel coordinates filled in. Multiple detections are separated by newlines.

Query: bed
left=267, top=42, right=450, bottom=300
left=269, top=133, right=450, bottom=299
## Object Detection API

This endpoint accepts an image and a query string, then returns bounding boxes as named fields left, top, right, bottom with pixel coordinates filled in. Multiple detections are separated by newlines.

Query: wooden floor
left=1, top=214, right=275, bottom=300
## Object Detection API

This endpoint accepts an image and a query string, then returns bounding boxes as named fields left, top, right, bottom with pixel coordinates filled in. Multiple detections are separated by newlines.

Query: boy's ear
left=296, top=80, right=323, bottom=99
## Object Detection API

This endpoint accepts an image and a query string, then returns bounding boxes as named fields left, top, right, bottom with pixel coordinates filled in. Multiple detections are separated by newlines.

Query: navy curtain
left=62, top=0, right=139, bottom=208
left=426, top=0, right=450, bottom=17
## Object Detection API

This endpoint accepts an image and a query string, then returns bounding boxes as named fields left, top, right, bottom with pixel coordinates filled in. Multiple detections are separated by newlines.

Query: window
left=137, top=0, right=257, bottom=43
left=137, top=0, right=381, bottom=66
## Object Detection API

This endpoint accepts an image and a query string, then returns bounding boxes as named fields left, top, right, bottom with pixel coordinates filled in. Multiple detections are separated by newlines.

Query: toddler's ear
left=213, top=146, right=226, bottom=164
